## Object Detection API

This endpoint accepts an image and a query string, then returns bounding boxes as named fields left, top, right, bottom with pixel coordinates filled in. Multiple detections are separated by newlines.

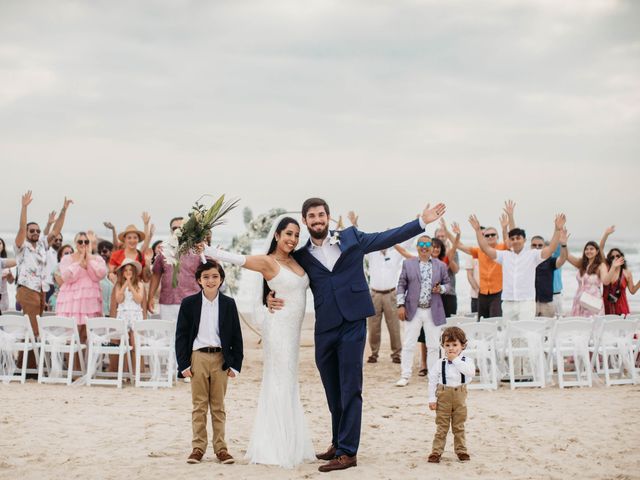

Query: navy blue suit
left=293, top=219, right=424, bottom=457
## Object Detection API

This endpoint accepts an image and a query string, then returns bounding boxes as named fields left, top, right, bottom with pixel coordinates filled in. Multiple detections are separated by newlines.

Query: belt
left=371, top=288, right=396, bottom=294
left=198, top=347, right=222, bottom=353
left=418, top=303, right=431, bottom=309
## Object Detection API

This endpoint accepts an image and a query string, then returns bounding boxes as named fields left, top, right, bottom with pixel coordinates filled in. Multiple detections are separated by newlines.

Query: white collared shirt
left=366, top=249, right=403, bottom=291
left=428, top=355, right=475, bottom=403
left=495, top=248, right=544, bottom=301
left=308, top=236, right=341, bottom=271
left=193, top=292, right=222, bottom=351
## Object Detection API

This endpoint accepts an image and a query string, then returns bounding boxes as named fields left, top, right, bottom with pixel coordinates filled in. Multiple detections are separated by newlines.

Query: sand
left=1, top=321, right=639, bottom=480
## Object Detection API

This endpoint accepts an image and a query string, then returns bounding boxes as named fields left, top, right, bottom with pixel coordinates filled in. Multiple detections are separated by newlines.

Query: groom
left=269, top=197, right=446, bottom=472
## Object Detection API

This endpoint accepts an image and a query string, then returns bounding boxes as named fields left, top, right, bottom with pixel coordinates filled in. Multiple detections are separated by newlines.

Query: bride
left=199, top=217, right=315, bottom=468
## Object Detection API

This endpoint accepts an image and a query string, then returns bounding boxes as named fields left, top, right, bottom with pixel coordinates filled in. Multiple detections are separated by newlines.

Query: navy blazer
left=175, top=291, right=244, bottom=374
left=293, top=219, right=424, bottom=333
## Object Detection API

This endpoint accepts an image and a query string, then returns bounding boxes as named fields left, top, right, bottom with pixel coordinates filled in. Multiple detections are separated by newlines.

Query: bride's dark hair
left=263, top=217, right=300, bottom=306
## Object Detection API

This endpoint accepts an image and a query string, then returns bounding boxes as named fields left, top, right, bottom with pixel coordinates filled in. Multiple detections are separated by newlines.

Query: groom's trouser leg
left=191, top=351, right=211, bottom=452
left=367, top=292, right=383, bottom=359
left=315, top=327, right=343, bottom=450
left=336, top=319, right=366, bottom=457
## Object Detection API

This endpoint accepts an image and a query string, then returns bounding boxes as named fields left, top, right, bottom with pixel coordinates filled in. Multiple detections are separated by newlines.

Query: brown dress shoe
left=318, top=454, right=357, bottom=472
left=457, top=452, right=471, bottom=462
left=367, top=356, right=377, bottom=363
left=216, top=450, right=235, bottom=464
left=428, top=452, right=441, bottom=463
left=316, top=444, right=337, bottom=460
left=392, top=357, right=401, bottom=364
left=187, top=448, right=204, bottom=464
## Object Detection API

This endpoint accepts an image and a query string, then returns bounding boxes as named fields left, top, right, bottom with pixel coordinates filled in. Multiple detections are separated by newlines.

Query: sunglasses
left=100, top=248, right=111, bottom=254
left=29, top=229, right=41, bottom=234
left=531, top=244, right=544, bottom=248
left=611, top=254, right=623, bottom=259
left=417, top=241, right=432, bottom=248
left=484, top=233, right=497, bottom=238
left=76, top=240, right=90, bottom=245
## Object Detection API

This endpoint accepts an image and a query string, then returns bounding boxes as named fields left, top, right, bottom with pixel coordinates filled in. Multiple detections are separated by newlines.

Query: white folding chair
left=506, top=320, right=547, bottom=390
left=133, top=320, right=175, bottom=388
left=552, top=318, right=594, bottom=388
left=0, top=315, right=39, bottom=384
left=446, top=316, right=476, bottom=326
left=85, top=317, right=133, bottom=388
left=592, top=319, right=638, bottom=386
left=37, top=316, right=86, bottom=385
left=460, top=322, right=498, bottom=390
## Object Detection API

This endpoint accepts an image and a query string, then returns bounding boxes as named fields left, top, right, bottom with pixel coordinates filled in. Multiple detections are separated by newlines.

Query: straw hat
left=118, top=224, right=145, bottom=243
left=116, top=257, right=142, bottom=274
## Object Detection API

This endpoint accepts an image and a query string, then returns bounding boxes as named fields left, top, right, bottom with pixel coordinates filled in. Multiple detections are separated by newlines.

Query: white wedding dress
left=245, top=263, right=316, bottom=468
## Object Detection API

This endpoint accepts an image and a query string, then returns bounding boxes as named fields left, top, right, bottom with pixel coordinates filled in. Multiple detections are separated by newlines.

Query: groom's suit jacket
left=293, top=219, right=424, bottom=333
left=175, top=291, right=244, bottom=374
left=396, top=257, right=450, bottom=326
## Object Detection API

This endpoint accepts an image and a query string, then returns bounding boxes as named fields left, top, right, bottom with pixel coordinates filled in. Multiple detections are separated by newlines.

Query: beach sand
left=1, top=321, right=639, bottom=480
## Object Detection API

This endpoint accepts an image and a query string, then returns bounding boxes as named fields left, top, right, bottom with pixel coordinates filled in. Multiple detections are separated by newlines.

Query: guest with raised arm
left=602, top=249, right=638, bottom=316
left=0, top=238, right=17, bottom=313
left=108, top=212, right=154, bottom=282
left=347, top=211, right=409, bottom=365
left=56, top=232, right=107, bottom=344
left=468, top=213, right=566, bottom=323
left=447, top=201, right=515, bottom=319
left=565, top=240, right=616, bottom=317
left=532, top=230, right=569, bottom=317
left=15, top=192, right=72, bottom=355
left=43, top=211, right=63, bottom=306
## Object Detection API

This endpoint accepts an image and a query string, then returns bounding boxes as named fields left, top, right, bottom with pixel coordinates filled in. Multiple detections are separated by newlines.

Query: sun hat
left=116, top=257, right=143, bottom=274
left=118, top=224, right=145, bottom=243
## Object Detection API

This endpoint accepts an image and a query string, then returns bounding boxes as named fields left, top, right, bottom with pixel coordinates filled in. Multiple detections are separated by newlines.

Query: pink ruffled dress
left=571, top=271, right=604, bottom=317
left=56, top=255, right=107, bottom=325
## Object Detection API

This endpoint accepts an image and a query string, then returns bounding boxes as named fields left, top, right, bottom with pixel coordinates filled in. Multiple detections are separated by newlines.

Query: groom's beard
left=308, top=224, right=329, bottom=240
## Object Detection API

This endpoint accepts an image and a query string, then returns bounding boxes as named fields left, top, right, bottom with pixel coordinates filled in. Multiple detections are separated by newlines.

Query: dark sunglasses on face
left=77, top=240, right=90, bottom=245
left=611, top=254, right=623, bottom=259
left=531, top=244, right=544, bottom=248
left=29, top=229, right=41, bottom=234
left=484, top=233, right=497, bottom=238
left=417, top=241, right=432, bottom=248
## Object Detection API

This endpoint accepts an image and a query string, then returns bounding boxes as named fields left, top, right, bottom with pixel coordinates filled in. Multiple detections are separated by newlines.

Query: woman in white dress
left=200, top=217, right=315, bottom=468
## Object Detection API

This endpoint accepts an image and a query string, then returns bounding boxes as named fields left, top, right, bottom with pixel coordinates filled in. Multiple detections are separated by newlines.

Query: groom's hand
left=266, top=291, right=284, bottom=312
left=421, top=203, right=447, bottom=225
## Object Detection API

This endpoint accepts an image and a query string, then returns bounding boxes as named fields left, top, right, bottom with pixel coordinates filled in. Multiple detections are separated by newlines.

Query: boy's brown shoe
left=457, top=452, right=471, bottom=462
left=428, top=452, right=441, bottom=463
left=216, top=450, right=235, bottom=464
left=187, top=448, right=204, bottom=464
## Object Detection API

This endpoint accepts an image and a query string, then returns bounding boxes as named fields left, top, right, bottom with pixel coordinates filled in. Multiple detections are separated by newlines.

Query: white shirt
left=44, top=247, right=58, bottom=287
left=193, top=292, right=222, bottom=351
left=464, top=257, right=480, bottom=299
left=428, top=355, right=475, bottom=402
left=366, top=249, right=403, bottom=291
left=495, top=248, right=545, bottom=301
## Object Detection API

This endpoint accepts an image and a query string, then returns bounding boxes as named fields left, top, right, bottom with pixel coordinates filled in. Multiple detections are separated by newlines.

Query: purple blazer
left=396, top=257, right=450, bottom=326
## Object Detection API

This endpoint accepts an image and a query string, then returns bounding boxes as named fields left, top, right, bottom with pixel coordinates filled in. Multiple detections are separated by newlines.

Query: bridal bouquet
left=163, top=194, right=239, bottom=286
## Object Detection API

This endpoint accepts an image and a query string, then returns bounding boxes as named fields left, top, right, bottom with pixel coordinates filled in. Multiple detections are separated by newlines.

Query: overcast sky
left=1, top=0, right=639, bottom=242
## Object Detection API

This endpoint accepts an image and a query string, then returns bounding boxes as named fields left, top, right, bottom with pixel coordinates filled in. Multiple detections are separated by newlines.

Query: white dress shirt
left=366, top=249, right=403, bottom=291
left=193, top=292, right=222, bottom=350
left=428, top=355, right=475, bottom=402
left=495, top=248, right=544, bottom=301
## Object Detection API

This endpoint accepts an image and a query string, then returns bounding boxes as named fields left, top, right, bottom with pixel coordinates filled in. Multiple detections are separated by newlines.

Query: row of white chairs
left=445, top=315, right=639, bottom=390
left=0, top=315, right=175, bottom=388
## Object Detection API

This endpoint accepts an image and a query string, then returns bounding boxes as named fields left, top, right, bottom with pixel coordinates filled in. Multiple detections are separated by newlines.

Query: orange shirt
left=470, top=244, right=507, bottom=295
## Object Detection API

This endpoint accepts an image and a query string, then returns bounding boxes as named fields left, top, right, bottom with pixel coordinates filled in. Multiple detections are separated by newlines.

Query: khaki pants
left=16, top=286, right=45, bottom=369
left=432, top=384, right=468, bottom=455
left=536, top=301, right=556, bottom=318
left=367, top=290, right=402, bottom=361
left=190, top=351, right=229, bottom=453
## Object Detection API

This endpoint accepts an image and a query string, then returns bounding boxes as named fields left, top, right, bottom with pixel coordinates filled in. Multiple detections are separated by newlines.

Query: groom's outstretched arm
left=356, top=203, right=446, bottom=254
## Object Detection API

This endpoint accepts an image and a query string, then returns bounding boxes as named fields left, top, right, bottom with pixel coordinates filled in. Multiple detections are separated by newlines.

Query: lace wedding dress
left=245, top=263, right=316, bottom=468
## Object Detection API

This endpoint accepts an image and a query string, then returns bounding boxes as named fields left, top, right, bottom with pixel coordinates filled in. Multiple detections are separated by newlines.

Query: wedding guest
left=551, top=245, right=565, bottom=316
left=97, top=240, right=114, bottom=316
left=15, top=191, right=71, bottom=367
left=0, top=238, right=16, bottom=313
left=147, top=216, right=201, bottom=322
left=434, top=221, right=460, bottom=316
left=176, top=260, right=243, bottom=465
left=56, top=232, right=107, bottom=343
left=531, top=233, right=568, bottom=317
left=465, top=257, right=480, bottom=313
left=448, top=201, right=515, bottom=319
left=108, top=213, right=154, bottom=282
left=565, top=241, right=615, bottom=317
left=468, top=214, right=566, bottom=323
left=112, top=258, right=145, bottom=372
left=48, top=244, right=74, bottom=311
left=43, top=211, right=62, bottom=306
left=603, top=249, right=639, bottom=315
left=427, top=327, right=475, bottom=464
left=347, top=211, right=410, bottom=365
left=98, top=240, right=113, bottom=264
left=396, top=235, right=450, bottom=387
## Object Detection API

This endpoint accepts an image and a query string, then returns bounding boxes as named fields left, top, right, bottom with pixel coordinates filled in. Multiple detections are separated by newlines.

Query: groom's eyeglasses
left=417, top=241, right=432, bottom=248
